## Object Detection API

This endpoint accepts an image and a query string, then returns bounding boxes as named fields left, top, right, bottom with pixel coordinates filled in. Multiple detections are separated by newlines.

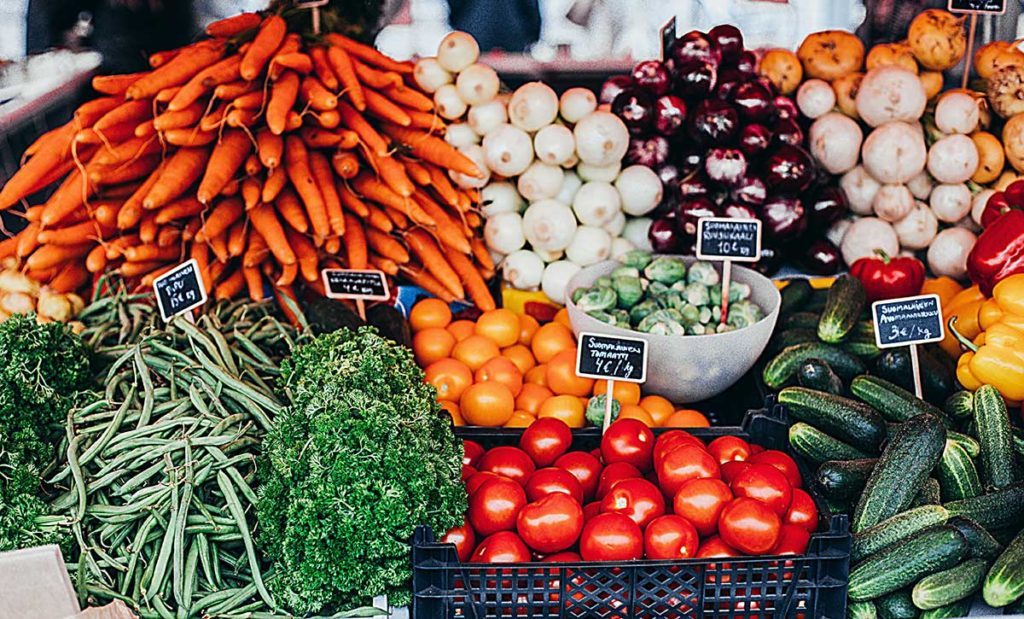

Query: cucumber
left=946, top=431, right=980, bottom=458
left=919, top=599, right=971, bottom=619
left=763, top=342, right=867, bottom=389
left=789, top=423, right=871, bottom=464
left=937, top=441, right=981, bottom=502
left=876, top=590, right=919, bottom=619
left=911, top=478, right=942, bottom=507
left=848, top=600, right=878, bottom=619
left=972, top=385, right=1016, bottom=489
left=818, top=275, right=866, bottom=343
left=943, top=391, right=973, bottom=420
left=778, top=387, right=887, bottom=451
left=817, top=458, right=878, bottom=500
left=826, top=496, right=853, bottom=515
left=784, top=311, right=821, bottom=330
left=769, top=328, right=818, bottom=354
left=851, top=505, right=949, bottom=563
left=943, top=483, right=1024, bottom=531
left=983, top=528, right=1024, bottom=607
left=1013, top=429, right=1024, bottom=459
left=874, top=348, right=955, bottom=405
left=853, top=320, right=876, bottom=340
left=912, top=558, right=989, bottom=610
left=844, top=339, right=882, bottom=360
left=849, top=525, right=968, bottom=601
left=947, top=517, right=1003, bottom=560
left=1007, top=594, right=1024, bottom=614
left=853, top=414, right=947, bottom=533
left=797, top=358, right=845, bottom=395
left=780, top=278, right=813, bottom=314
left=850, top=375, right=952, bottom=427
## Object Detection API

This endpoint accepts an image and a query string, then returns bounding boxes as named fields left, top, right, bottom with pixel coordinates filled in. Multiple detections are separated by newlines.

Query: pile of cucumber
left=763, top=277, right=1024, bottom=618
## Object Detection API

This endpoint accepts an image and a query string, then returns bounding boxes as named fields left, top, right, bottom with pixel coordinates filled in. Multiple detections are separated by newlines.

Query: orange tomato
left=591, top=380, right=641, bottom=405
left=525, top=364, right=548, bottom=386
left=424, top=358, right=473, bottom=402
left=553, top=308, right=572, bottom=328
left=546, top=348, right=594, bottom=397
left=538, top=394, right=585, bottom=428
left=410, top=298, right=451, bottom=331
left=518, top=314, right=540, bottom=345
left=640, top=395, right=675, bottom=426
left=664, top=409, right=711, bottom=428
left=446, top=319, right=476, bottom=342
left=617, top=404, right=654, bottom=426
left=452, top=335, right=500, bottom=372
left=516, top=383, right=553, bottom=415
left=460, top=382, right=515, bottom=426
left=475, top=309, right=521, bottom=348
left=501, top=344, right=536, bottom=374
left=504, top=411, right=536, bottom=428
left=412, top=327, right=456, bottom=366
left=440, top=400, right=463, bottom=426
left=531, top=322, right=576, bottom=364
left=475, top=357, right=524, bottom=397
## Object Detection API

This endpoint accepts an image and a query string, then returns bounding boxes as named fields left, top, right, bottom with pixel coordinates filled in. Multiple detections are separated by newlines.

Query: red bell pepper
left=981, top=191, right=1012, bottom=228
left=967, top=209, right=1024, bottom=295
left=849, top=250, right=925, bottom=302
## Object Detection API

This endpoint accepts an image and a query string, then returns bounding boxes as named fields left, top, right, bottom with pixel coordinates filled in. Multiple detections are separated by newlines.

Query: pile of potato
left=0, top=257, right=85, bottom=329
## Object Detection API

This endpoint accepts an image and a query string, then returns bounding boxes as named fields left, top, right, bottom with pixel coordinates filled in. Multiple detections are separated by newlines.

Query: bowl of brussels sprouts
left=565, top=251, right=781, bottom=402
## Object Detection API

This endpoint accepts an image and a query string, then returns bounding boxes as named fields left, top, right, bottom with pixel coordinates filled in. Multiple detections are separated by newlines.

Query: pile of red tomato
left=443, top=417, right=818, bottom=564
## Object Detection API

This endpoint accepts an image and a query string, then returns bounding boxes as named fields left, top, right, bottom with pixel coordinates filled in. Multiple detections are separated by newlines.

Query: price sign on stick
left=872, top=294, right=945, bottom=398
left=696, top=218, right=762, bottom=327
left=153, top=259, right=207, bottom=322
left=949, top=0, right=1005, bottom=87
left=322, top=268, right=390, bottom=320
left=576, top=332, right=649, bottom=432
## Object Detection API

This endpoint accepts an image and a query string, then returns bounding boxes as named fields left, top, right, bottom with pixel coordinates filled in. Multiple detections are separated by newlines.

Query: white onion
left=560, top=87, right=598, bottom=124
left=448, top=144, right=489, bottom=189
left=972, top=189, right=996, bottom=226
left=455, top=63, right=499, bottom=106
left=509, top=82, right=559, bottom=131
left=561, top=153, right=580, bottom=168
left=555, top=170, right=583, bottom=204
left=610, top=237, right=635, bottom=259
left=615, top=165, right=663, bottom=216
left=482, top=124, right=534, bottom=177
left=826, top=218, right=853, bottom=246
left=468, top=100, right=508, bottom=137
left=862, top=121, right=928, bottom=184
left=503, top=249, right=545, bottom=289
left=434, top=84, right=467, bottom=120
left=437, top=31, right=479, bottom=73
left=840, top=166, right=882, bottom=215
left=927, top=227, right=976, bottom=279
left=797, top=79, right=836, bottom=119
left=840, top=217, right=900, bottom=264
left=572, top=181, right=621, bottom=227
left=907, top=170, right=934, bottom=200
left=542, top=260, right=582, bottom=304
left=413, top=58, right=451, bottom=94
left=484, top=211, right=526, bottom=254
left=873, top=184, right=915, bottom=222
left=577, top=161, right=622, bottom=182
left=622, top=217, right=653, bottom=252
left=929, top=183, right=972, bottom=223
left=517, top=162, right=564, bottom=202
left=532, top=247, right=563, bottom=262
left=574, top=111, right=629, bottom=167
left=533, top=125, right=575, bottom=166
left=892, top=202, right=938, bottom=249
left=855, top=66, right=928, bottom=127
left=935, top=92, right=980, bottom=134
left=444, top=122, right=479, bottom=148
left=928, top=134, right=979, bottom=184
left=809, top=112, right=863, bottom=174
left=603, top=211, right=627, bottom=236
left=481, top=182, right=525, bottom=217
left=522, top=199, right=577, bottom=251
left=565, top=226, right=612, bottom=266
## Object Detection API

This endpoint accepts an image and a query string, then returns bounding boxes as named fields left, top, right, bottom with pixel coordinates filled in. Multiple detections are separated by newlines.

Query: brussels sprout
left=613, top=276, right=645, bottom=309
left=619, top=250, right=653, bottom=270
left=687, top=323, right=707, bottom=335
left=647, top=281, right=670, bottom=302
left=611, top=266, right=641, bottom=279
left=649, top=320, right=687, bottom=336
left=687, top=261, right=720, bottom=286
left=699, top=306, right=712, bottom=324
left=638, top=309, right=685, bottom=335
left=595, top=276, right=613, bottom=288
left=678, top=303, right=700, bottom=325
left=577, top=286, right=616, bottom=312
left=571, top=287, right=587, bottom=304
left=609, top=309, right=632, bottom=329
left=587, top=310, right=617, bottom=326
left=683, top=282, right=710, bottom=306
left=644, top=256, right=687, bottom=285
left=716, top=323, right=737, bottom=334
left=586, top=394, right=621, bottom=427
left=712, top=305, right=722, bottom=323
left=663, top=308, right=686, bottom=323
left=710, top=281, right=753, bottom=305
left=727, top=299, right=765, bottom=328
left=662, top=289, right=687, bottom=311
left=629, top=299, right=659, bottom=325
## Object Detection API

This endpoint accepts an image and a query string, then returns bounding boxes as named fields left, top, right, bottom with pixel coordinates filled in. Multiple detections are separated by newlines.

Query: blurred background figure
left=448, top=0, right=542, bottom=52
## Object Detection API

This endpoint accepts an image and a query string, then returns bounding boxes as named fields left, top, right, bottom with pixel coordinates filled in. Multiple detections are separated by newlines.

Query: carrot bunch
left=0, top=11, right=496, bottom=311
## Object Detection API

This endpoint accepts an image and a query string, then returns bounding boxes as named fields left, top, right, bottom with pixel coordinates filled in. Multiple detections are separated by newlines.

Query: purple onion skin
left=625, top=135, right=670, bottom=167
left=730, top=175, right=768, bottom=206
left=656, top=162, right=682, bottom=187
left=802, top=239, right=842, bottom=275
left=753, top=245, right=784, bottom=275
left=708, top=24, right=744, bottom=64
left=632, top=60, right=672, bottom=96
left=675, top=197, right=722, bottom=238
left=762, top=196, right=808, bottom=242
left=668, top=31, right=723, bottom=69
left=600, top=75, right=634, bottom=105
left=675, top=175, right=712, bottom=200
left=673, top=61, right=718, bottom=99
left=764, top=145, right=816, bottom=194
left=772, top=96, right=799, bottom=122
left=738, top=124, right=773, bottom=158
left=654, top=95, right=687, bottom=137
left=673, top=148, right=704, bottom=177
left=612, top=88, right=655, bottom=135
left=754, top=76, right=778, bottom=97
left=704, top=148, right=748, bottom=187
left=730, top=80, right=774, bottom=123
left=687, top=99, right=739, bottom=144
left=723, top=203, right=758, bottom=219
left=773, top=118, right=805, bottom=147
left=807, top=186, right=848, bottom=228
left=649, top=215, right=682, bottom=252
left=714, top=69, right=746, bottom=101
left=735, top=50, right=758, bottom=74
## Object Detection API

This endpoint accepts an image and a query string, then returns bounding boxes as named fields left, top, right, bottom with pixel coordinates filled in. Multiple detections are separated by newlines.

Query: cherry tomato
left=730, top=463, right=793, bottom=517
left=720, top=460, right=752, bottom=485
left=644, top=514, right=699, bottom=560
left=599, top=478, right=666, bottom=528
left=462, top=464, right=477, bottom=481
left=582, top=501, right=602, bottom=522
left=656, top=444, right=721, bottom=498
left=441, top=518, right=476, bottom=562
left=696, top=535, right=739, bottom=559
left=784, top=488, right=818, bottom=533
left=601, top=419, right=655, bottom=471
left=554, top=451, right=603, bottom=501
left=516, top=493, right=584, bottom=553
left=519, top=417, right=573, bottom=466
left=707, top=436, right=752, bottom=464
left=653, top=430, right=705, bottom=469
left=471, top=531, right=531, bottom=563
left=672, top=477, right=733, bottom=537
left=477, top=446, right=537, bottom=487
left=579, top=512, right=644, bottom=561
left=748, top=450, right=802, bottom=488
left=596, top=461, right=642, bottom=499
left=525, top=467, right=584, bottom=503
left=468, top=476, right=527, bottom=536
left=541, top=551, right=582, bottom=562
left=465, top=471, right=504, bottom=495
left=771, top=524, right=811, bottom=555
left=463, top=440, right=485, bottom=467
left=718, top=497, right=781, bottom=555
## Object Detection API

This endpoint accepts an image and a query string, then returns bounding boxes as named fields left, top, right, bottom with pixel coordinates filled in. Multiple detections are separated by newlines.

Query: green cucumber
left=817, top=458, right=878, bottom=500
left=946, top=431, right=979, bottom=458
left=919, top=599, right=971, bottom=619
left=778, top=387, right=887, bottom=451
left=912, top=478, right=942, bottom=507
left=769, top=328, right=818, bottom=354
left=852, top=414, right=947, bottom=533
left=853, top=320, right=876, bottom=340
left=874, top=348, right=955, bottom=405
left=826, top=496, right=853, bottom=515
left=947, top=516, right=1003, bottom=560
left=796, top=359, right=845, bottom=395
left=937, top=441, right=981, bottom=502
left=850, top=376, right=952, bottom=427
left=783, top=311, right=821, bottom=330
left=876, top=590, right=919, bottom=619
left=943, top=391, right=973, bottom=420
left=972, top=385, right=1016, bottom=489
left=780, top=278, right=813, bottom=314
left=1006, top=595, right=1024, bottom=614
left=818, top=275, right=866, bottom=343
left=763, top=342, right=867, bottom=389
left=1013, top=429, right=1024, bottom=459
left=848, top=600, right=878, bottom=619
left=789, top=423, right=871, bottom=464
left=943, top=483, right=1024, bottom=531
left=844, top=339, right=882, bottom=360
left=912, top=558, right=989, bottom=610
left=851, top=505, right=949, bottom=563
left=983, top=528, right=1024, bottom=607
left=849, top=525, right=968, bottom=601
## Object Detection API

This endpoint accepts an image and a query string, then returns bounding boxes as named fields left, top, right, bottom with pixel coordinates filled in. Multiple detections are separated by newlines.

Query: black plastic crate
left=412, top=405, right=851, bottom=619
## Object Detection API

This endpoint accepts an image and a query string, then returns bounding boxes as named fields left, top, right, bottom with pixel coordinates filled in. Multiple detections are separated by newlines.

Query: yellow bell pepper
left=993, top=274, right=1024, bottom=316
left=952, top=275, right=1024, bottom=401
left=940, top=285, right=985, bottom=359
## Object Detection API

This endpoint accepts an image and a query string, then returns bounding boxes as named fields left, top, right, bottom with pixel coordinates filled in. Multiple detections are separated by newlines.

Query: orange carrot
left=243, top=265, right=265, bottom=300
left=163, top=128, right=217, bottom=147
left=400, top=265, right=456, bottom=303
left=256, top=128, right=283, bottom=169
left=148, top=47, right=180, bottom=69
left=384, top=84, right=434, bottom=112
left=405, top=228, right=464, bottom=298
left=231, top=90, right=264, bottom=109
left=309, top=46, right=338, bottom=90
left=261, top=165, right=287, bottom=203
left=299, top=127, right=343, bottom=149
left=325, top=33, right=413, bottom=73
left=240, top=15, right=287, bottom=81
left=270, top=52, right=313, bottom=78
left=343, top=213, right=368, bottom=269
left=300, top=76, right=338, bottom=111
left=0, top=235, right=19, bottom=260
left=284, top=227, right=319, bottom=282
left=152, top=105, right=203, bottom=132
left=403, top=159, right=431, bottom=185
left=143, top=147, right=211, bottom=210
left=338, top=182, right=370, bottom=217
left=366, top=228, right=410, bottom=263
left=206, top=12, right=261, bottom=37
left=98, top=182, right=140, bottom=198
left=449, top=247, right=496, bottom=310
left=241, top=177, right=261, bottom=209
left=285, top=111, right=303, bottom=132
left=154, top=196, right=205, bottom=224
left=208, top=230, right=230, bottom=263
left=214, top=81, right=255, bottom=100
left=326, top=46, right=364, bottom=111
left=73, top=97, right=122, bottom=128
left=200, top=103, right=230, bottom=132
left=128, top=40, right=225, bottom=100
left=134, top=120, right=156, bottom=138
left=214, top=267, right=246, bottom=300
left=168, top=54, right=242, bottom=111
left=94, top=100, right=152, bottom=134
left=220, top=178, right=240, bottom=197
left=37, top=219, right=113, bottom=245
left=117, top=161, right=165, bottom=229
left=197, top=130, right=251, bottom=204
left=465, top=211, right=481, bottom=227
left=138, top=264, right=176, bottom=287
left=471, top=237, right=495, bottom=275
left=48, top=261, right=90, bottom=293
left=92, top=72, right=146, bottom=95
left=93, top=201, right=122, bottom=227
left=88, top=155, right=160, bottom=187
left=26, top=243, right=93, bottom=271
left=226, top=107, right=258, bottom=128
left=309, top=150, right=345, bottom=236
left=370, top=254, right=399, bottom=276
left=209, top=260, right=226, bottom=284
left=352, top=173, right=434, bottom=225
left=85, top=244, right=108, bottom=273
left=351, top=58, right=403, bottom=89
left=266, top=71, right=300, bottom=135
left=275, top=261, right=297, bottom=286
left=16, top=223, right=40, bottom=258
left=244, top=230, right=269, bottom=267
left=124, top=244, right=182, bottom=262
left=139, top=212, right=158, bottom=243
left=195, top=197, right=244, bottom=242
left=191, top=241, right=213, bottom=293
left=76, top=123, right=138, bottom=147
left=380, top=124, right=482, bottom=179
left=424, top=163, right=459, bottom=206
left=155, top=87, right=182, bottom=103
left=315, top=109, right=341, bottom=129
left=157, top=226, right=181, bottom=248
left=284, top=136, right=329, bottom=239
left=250, top=202, right=296, bottom=265
left=271, top=284, right=303, bottom=327
left=0, top=124, right=74, bottom=210
left=244, top=153, right=262, bottom=176
left=374, top=154, right=415, bottom=197
left=40, top=170, right=92, bottom=227
left=363, top=88, right=412, bottom=126
left=364, top=204, right=394, bottom=232
left=412, top=192, right=470, bottom=253
left=120, top=259, right=165, bottom=278
left=105, top=235, right=139, bottom=259
left=383, top=206, right=408, bottom=229
left=225, top=221, right=245, bottom=257
left=91, top=136, right=160, bottom=166
left=331, top=150, right=360, bottom=179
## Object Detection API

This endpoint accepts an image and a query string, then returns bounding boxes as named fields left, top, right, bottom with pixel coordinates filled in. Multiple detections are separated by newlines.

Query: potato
left=919, top=71, right=944, bottom=100
left=974, top=41, right=1024, bottom=80
left=797, top=30, right=865, bottom=82
left=995, top=169, right=1024, bottom=190
left=832, top=72, right=863, bottom=119
left=759, top=49, right=803, bottom=95
left=908, top=9, right=966, bottom=71
left=1002, top=114, right=1024, bottom=173
left=987, top=65, right=1024, bottom=118
left=971, top=131, right=1005, bottom=184
left=866, top=42, right=919, bottom=74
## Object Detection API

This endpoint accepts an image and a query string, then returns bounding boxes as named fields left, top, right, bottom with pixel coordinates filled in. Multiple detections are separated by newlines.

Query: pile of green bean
left=47, top=299, right=307, bottom=619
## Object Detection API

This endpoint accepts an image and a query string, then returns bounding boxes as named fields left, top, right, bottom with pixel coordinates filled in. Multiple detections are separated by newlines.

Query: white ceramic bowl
left=565, top=256, right=781, bottom=403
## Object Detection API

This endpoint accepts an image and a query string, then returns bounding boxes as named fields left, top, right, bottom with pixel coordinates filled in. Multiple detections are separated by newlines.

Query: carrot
left=152, top=104, right=202, bottom=132
left=244, top=230, right=269, bottom=267
left=353, top=173, right=434, bottom=225
left=299, top=127, right=342, bottom=149
left=227, top=221, right=247, bottom=257
left=450, top=248, right=496, bottom=310
left=275, top=261, right=297, bottom=286
left=0, top=124, right=75, bottom=210
left=284, top=136, right=329, bottom=239
left=169, top=54, right=242, bottom=111
left=143, top=147, right=212, bottom=210
left=214, top=267, right=246, bottom=300
left=309, top=46, right=338, bottom=90
left=76, top=123, right=138, bottom=147
left=412, top=192, right=470, bottom=253
left=351, top=58, right=403, bottom=89
left=206, top=12, right=261, bottom=37
left=105, top=235, right=140, bottom=259
left=250, top=203, right=296, bottom=265
left=331, top=150, right=360, bottom=179
left=47, top=261, right=90, bottom=293
left=363, top=89, right=412, bottom=127
left=148, top=48, right=180, bottom=69
left=195, top=197, right=244, bottom=242
left=125, top=244, right=182, bottom=262
left=313, top=110, right=339, bottom=130
left=286, top=111, right=303, bottom=132
left=374, top=154, right=415, bottom=197
left=119, top=259, right=164, bottom=278
left=139, top=212, right=158, bottom=243
left=300, top=76, right=337, bottom=111
left=261, top=166, right=287, bottom=203
left=225, top=107, right=258, bottom=128
left=128, top=40, right=225, bottom=100
left=240, top=15, right=287, bottom=81
left=163, top=128, right=217, bottom=147
left=40, top=170, right=92, bottom=228
left=403, top=159, right=431, bottom=185
left=366, top=228, right=410, bottom=263
left=284, top=227, right=319, bottom=282
left=86, top=244, right=108, bottom=273
left=220, top=178, right=240, bottom=197
left=380, top=124, right=482, bottom=179
left=73, top=97, right=122, bottom=128
left=400, top=265, right=456, bottom=303
left=91, top=136, right=160, bottom=166
left=208, top=260, right=227, bottom=285
left=243, top=265, right=265, bottom=300
left=157, top=225, right=181, bottom=248
left=16, top=223, right=40, bottom=258
left=364, top=204, right=394, bottom=232
left=93, top=201, right=122, bottom=227
left=241, top=177, right=261, bottom=210
left=244, top=153, right=262, bottom=177
left=37, top=219, right=112, bottom=245
left=424, top=163, right=459, bottom=206
left=338, top=183, right=370, bottom=217
left=384, top=84, right=434, bottom=112
left=326, top=46, right=364, bottom=111
left=98, top=182, right=141, bottom=199
left=26, top=243, right=93, bottom=271
left=266, top=71, right=300, bottom=135
left=270, top=52, right=313, bottom=78
left=186, top=241, right=211, bottom=292
left=231, top=90, right=264, bottom=110
left=256, top=128, right=283, bottom=169
left=370, top=254, right=399, bottom=275
left=157, top=87, right=183, bottom=104
left=208, top=230, right=230, bottom=263
left=200, top=102, right=229, bottom=133
left=405, top=228, right=464, bottom=299
left=309, top=150, right=345, bottom=236
left=118, top=161, right=166, bottom=228
left=137, top=264, right=176, bottom=288
left=88, top=155, right=160, bottom=187
left=471, top=237, right=495, bottom=275
left=465, top=211, right=481, bottom=227
left=94, top=100, right=152, bottom=134
left=343, top=214, right=368, bottom=269
left=325, top=33, right=413, bottom=73
left=92, top=72, right=146, bottom=95
left=0, top=236, right=17, bottom=260
left=214, top=81, right=255, bottom=100
left=134, top=120, right=156, bottom=138
left=154, top=196, right=205, bottom=224
left=196, top=130, right=251, bottom=204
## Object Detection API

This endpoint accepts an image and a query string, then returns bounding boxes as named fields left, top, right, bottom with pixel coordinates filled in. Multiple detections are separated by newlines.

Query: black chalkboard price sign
left=948, top=0, right=1005, bottom=14
left=153, top=259, right=207, bottom=321
left=576, top=332, right=648, bottom=383
left=696, top=218, right=762, bottom=263
left=872, top=294, right=945, bottom=348
left=321, top=269, right=390, bottom=301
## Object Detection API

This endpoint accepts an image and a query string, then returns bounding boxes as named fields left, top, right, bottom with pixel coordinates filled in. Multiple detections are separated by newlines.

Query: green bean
left=91, top=543, right=128, bottom=573
left=78, top=388, right=134, bottom=467
left=193, top=586, right=243, bottom=613
left=67, top=436, right=88, bottom=522
left=117, top=460, right=167, bottom=497
left=206, top=581, right=258, bottom=616
left=180, top=540, right=199, bottom=618
left=151, top=594, right=175, bottom=619
left=216, top=471, right=274, bottom=609
left=172, top=445, right=193, bottom=608
left=122, top=514, right=159, bottom=595
left=144, top=464, right=178, bottom=603
left=205, top=447, right=258, bottom=506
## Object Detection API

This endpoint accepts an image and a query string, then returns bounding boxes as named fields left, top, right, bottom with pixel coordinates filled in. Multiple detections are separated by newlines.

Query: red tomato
left=720, top=460, right=752, bottom=485
left=596, top=461, right=642, bottom=499
left=643, top=515, right=699, bottom=560
left=696, top=535, right=739, bottom=559
left=653, top=430, right=705, bottom=469
left=707, top=436, right=752, bottom=464
left=471, top=531, right=531, bottom=563
left=462, top=464, right=477, bottom=481
left=784, top=488, right=818, bottom=533
left=519, top=417, right=573, bottom=466
left=441, top=518, right=476, bottom=562
left=672, top=477, right=733, bottom=537
left=464, top=440, right=485, bottom=467
left=525, top=467, right=584, bottom=503
left=541, top=551, right=582, bottom=562
left=477, top=446, right=537, bottom=487
left=579, top=512, right=644, bottom=561
left=771, top=524, right=811, bottom=555
left=468, top=477, right=528, bottom=536
left=516, top=493, right=584, bottom=553
left=599, top=478, right=666, bottom=528
left=730, top=463, right=793, bottom=517
left=748, top=450, right=802, bottom=488
left=601, top=419, right=655, bottom=471
left=718, top=497, right=781, bottom=555
left=749, top=444, right=766, bottom=455
left=554, top=451, right=602, bottom=501
left=465, top=471, right=504, bottom=495
left=590, top=448, right=603, bottom=461
left=582, top=501, right=601, bottom=522
left=656, top=444, right=721, bottom=498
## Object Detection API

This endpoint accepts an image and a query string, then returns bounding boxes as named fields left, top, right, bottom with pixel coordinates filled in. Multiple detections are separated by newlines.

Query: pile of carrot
left=0, top=10, right=497, bottom=312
